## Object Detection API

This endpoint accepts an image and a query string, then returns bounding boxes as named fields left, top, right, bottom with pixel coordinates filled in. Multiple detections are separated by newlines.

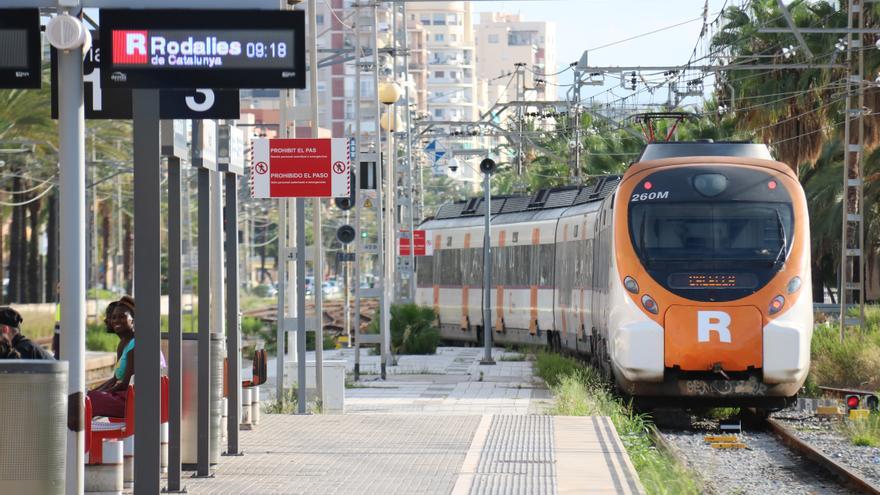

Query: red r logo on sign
left=332, top=161, right=346, bottom=174
left=255, top=162, right=268, bottom=174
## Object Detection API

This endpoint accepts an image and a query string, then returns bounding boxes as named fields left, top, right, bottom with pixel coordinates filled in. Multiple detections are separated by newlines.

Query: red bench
left=85, top=376, right=169, bottom=464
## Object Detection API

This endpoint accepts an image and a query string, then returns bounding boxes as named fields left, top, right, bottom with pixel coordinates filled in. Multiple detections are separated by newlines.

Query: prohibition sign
left=255, top=161, right=269, bottom=174
left=332, top=161, right=346, bottom=174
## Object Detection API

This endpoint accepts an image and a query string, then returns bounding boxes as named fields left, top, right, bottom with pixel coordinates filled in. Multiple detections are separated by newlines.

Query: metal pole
left=196, top=160, right=212, bottom=477
left=353, top=0, right=363, bottom=382
left=401, top=2, right=416, bottom=303
left=296, top=199, right=307, bottom=414
left=133, top=89, right=162, bottom=494
left=58, top=31, right=86, bottom=495
left=383, top=121, right=393, bottom=374
left=166, top=155, right=184, bottom=492
left=276, top=87, right=289, bottom=401
left=309, top=0, right=324, bottom=406
left=373, top=1, right=386, bottom=381
left=481, top=171, right=495, bottom=365
left=210, top=171, right=225, bottom=337
left=275, top=198, right=287, bottom=402
left=225, top=172, right=241, bottom=454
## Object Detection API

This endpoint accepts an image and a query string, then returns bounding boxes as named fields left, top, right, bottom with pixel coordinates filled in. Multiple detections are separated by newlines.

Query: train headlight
left=768, top=295, right=785, bottom=315
left=787, top=276, right=802, bottom=294
left=693, top=173, right=728, bottom=197
left=624, top=276, right=639, bottom=294
left=641, top=294, right=659, bottom=315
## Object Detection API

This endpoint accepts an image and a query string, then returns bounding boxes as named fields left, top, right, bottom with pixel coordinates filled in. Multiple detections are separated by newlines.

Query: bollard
left=0, top=361, right=68, bottom=495
left=85, top=440, right=123, bottom=495
left=122, top=435, right=134, bottom=488
left=241, top=387, right=252, bottom=426
left=251, top=385, right=261, bottom=426
left=160, top=422, right=169, bottom=474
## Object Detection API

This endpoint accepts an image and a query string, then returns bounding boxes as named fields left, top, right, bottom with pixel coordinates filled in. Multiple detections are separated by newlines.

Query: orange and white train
left=416, top=141, right=812, bottom=408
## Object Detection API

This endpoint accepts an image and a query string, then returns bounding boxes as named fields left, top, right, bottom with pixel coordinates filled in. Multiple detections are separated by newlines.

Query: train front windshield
left=629, top=202, right=794, bottom=302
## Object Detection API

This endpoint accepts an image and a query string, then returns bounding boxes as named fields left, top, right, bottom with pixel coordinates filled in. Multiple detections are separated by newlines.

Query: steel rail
left=765, top=417, right=880, bottom=495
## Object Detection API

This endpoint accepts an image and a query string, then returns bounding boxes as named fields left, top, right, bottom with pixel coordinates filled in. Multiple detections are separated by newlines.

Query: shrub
left=841, top=413, right=880, bottom=447
left=365, top=303, right=439, bottom=355
left=86, top=324, right=119, bottom=353
left=810, top=322, right=880, bottom=391
left=241, top=316, right=264, bottom=337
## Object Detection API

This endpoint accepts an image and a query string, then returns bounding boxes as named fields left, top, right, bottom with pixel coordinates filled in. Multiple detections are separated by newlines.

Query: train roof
left=427, top=175, right=621, bottom=222
left=636, top=141, right=773, bottom=162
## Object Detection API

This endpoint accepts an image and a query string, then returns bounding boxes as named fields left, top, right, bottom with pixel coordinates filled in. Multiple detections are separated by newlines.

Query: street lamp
left=479, top=158, right=498, bottom=365
left=378, top=80, right=401, bottom=380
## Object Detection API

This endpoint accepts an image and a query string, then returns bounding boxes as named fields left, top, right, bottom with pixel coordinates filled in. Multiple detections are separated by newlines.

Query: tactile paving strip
left=469, top=415, right=556, bottom=494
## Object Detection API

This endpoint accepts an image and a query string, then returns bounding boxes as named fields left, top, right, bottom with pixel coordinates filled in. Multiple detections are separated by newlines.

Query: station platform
left=180, top=348, right=644, bottom=495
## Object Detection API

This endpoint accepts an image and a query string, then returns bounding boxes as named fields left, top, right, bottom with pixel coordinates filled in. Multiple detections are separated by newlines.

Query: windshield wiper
left=772, top=209, right=787, bottom=268
left=638, top=213, right=649, bottom=268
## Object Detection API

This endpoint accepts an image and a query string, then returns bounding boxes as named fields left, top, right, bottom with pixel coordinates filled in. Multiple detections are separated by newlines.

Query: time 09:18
left=245, top=42, right=288, bottom=59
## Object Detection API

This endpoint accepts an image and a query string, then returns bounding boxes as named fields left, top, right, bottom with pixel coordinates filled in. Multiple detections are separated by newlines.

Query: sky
left=471, top=0, right=731, bottom=103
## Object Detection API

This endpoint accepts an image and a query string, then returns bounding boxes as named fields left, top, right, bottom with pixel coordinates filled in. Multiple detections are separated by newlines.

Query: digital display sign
left=100, top=9, right=305, bottom=89
left=51, top=30, right=240, bottom=120
left=668, top=273, right=758, bottom=290
left=0, top=9, right=40, bottom=89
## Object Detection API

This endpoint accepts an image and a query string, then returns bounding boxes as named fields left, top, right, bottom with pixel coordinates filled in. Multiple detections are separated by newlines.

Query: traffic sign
left=99, top=9, right=306, bottom=89
left=399, top=229, right=429, bottom=256
left=0, top=9, right=40, bottom=89
left=51, top=31, right=240, bottom=119
left=251, top=138, right=351, bottom=198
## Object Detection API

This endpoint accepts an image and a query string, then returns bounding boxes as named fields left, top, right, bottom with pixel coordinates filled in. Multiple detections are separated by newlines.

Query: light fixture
left=378, top=80, right=402, bottom=105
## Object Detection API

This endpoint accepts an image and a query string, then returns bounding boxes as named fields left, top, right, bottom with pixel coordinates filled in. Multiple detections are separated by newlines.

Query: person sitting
left=88, top=297, right=137, bottom=418
left=0, top=306, right=54, bottom=360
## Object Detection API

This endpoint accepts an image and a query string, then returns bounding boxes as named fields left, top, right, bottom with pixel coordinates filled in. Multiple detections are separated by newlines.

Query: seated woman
left=88, top=297, right=137, bottom=418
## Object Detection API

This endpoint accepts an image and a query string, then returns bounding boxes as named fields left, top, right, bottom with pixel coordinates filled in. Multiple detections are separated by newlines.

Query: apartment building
left=475, top=12, right=558, bottom=108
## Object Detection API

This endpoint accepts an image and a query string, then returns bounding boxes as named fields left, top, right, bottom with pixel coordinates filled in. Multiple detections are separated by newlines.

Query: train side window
left=446, top=236, right=452, bottom=247
left=538, top=244, right=554, bottom=287
left=573, top=224, right=579, bottom=238
left=512, top=231, right=519, bottom=243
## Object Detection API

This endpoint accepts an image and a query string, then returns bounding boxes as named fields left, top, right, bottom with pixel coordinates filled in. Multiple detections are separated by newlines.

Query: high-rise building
left=475, top=12, right=558, bottom=108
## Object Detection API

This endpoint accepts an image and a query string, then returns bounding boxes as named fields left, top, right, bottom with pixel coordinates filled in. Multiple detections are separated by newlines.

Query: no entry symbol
left=255, top=161, right=268, bottom=174
left=332, top=161, right=346, bottom=174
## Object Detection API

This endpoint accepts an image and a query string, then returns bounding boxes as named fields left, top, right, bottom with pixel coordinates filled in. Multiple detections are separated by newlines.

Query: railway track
left=244, top=299, right=379, bottom=336
left=653, top=410, right=880, bottom=495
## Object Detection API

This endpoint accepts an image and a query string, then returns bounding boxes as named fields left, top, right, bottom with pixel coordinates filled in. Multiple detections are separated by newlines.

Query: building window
left=447, top=13, right=459, bottom=25
left=449, top=34, right=457, bottom=42
left=434, top=71, right=444, bottom=78
left=420, top=15, right=430, bottom=25
left=316, top=14, right=324, bottom=24
left=488, top=34, right=499, bottom=44
left=434, top=33, right=445, bottom=42
left=432, top=13, right=446, bottom=25
left=434, top=108, right=444, bottom=118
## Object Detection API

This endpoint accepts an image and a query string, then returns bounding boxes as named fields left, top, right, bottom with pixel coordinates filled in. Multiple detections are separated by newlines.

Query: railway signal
left=336, top=225, right=356, bottom=245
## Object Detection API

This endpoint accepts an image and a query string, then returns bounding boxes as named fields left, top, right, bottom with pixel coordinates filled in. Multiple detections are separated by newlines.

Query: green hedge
left=368, top=303, right=439, bottom=355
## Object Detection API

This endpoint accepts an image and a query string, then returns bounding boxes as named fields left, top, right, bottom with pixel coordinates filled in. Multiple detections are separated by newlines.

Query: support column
left=166, top=156, right=184, bottom=492
left=133, top=89, right=162, bottom=494
left=196, top=161, right=212, bottom=477
left=58, top=33, right=86, bottom=495
left=225, top=173, right=242, bottom=454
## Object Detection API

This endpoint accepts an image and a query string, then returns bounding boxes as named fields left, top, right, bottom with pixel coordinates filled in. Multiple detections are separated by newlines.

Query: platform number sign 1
left=50, top=30, right=240, bottom=120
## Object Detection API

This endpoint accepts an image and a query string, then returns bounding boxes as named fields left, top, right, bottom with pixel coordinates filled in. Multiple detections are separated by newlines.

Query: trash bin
left=0, top=360, right=68, bottom=495
left=160, top=333, right=225, bottom=468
